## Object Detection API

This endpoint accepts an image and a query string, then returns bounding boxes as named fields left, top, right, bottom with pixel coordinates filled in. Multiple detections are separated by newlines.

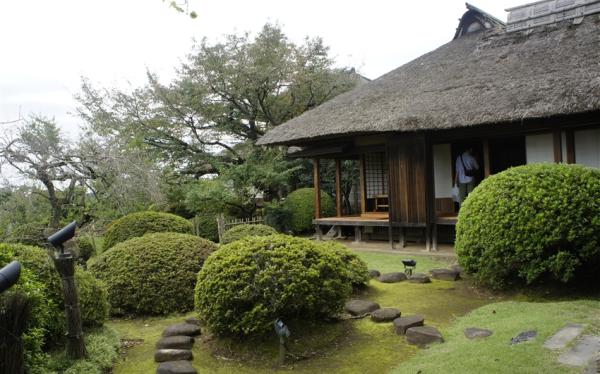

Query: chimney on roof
left=506, top=0, right=600, bottom=32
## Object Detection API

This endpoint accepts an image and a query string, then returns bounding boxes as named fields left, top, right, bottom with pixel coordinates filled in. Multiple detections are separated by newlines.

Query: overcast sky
left=0, top=0, right=524, bottom=137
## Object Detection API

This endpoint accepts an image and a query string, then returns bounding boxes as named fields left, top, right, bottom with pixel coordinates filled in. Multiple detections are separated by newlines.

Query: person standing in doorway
left=455, top=148, right=479, bottom=206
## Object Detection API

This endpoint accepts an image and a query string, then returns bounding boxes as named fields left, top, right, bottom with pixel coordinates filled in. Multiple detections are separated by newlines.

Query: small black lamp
left=402, top=259, right=417, bottom=276
left=274, top=318, right=290, bottom=365
left=0, top=261, right=21, bottom=293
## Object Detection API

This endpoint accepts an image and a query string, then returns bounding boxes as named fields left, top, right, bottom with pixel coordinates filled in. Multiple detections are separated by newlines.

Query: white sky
left=0, top=0, right=524, bottom=137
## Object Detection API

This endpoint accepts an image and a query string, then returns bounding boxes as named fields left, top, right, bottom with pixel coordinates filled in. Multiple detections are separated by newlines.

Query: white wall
left=433, top=144, right=453, bottom=198
left=526, top=133, right=554, bottom=164
left=575, top=128, right=600, bottom=168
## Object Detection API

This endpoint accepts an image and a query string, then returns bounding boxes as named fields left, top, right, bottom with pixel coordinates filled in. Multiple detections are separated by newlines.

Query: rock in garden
left=406, top=326, right=444, bottom=345
left=510, top=330, right=537, bottom=345
left=464, top=327, right=493, bottom=339
left=368, top=269, right=381, bottom=278
left=185, top=317, right=201, bottom=326
left=378, top=272, right=408, bottom=283
left=157, top=360, right=198, bottom=374
left=371, top=308, right=401, bottom=322
left=162, top=323, right=201, bottom=337
left=430, top=268, right=460, bottom=281
left=156, top=335, right=195, bottom=350
left=450, top=264, right=463, bottom=275
left=154, top=349, right=193, bottom=362
left=408, top=273, right=431, bottom=283
left=344, top=299, right=381, bottom=316
left=393, top=315, right=425, bottom=335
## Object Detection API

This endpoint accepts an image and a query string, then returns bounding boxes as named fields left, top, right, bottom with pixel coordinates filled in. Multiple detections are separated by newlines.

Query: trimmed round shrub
left=89, top=232, right=217, bottom=315
left=0, top=243, right=110, bottom=339
left=456, top=164, right=600, bottom=289
left=195, top=234, right=353, bottom=336
left=221, top=224, right=277, bottom=244
left=283, top=188, right=335, bottom=233
left=191, top=214, right=219, bottom=242
left=75, top=235, right=96, bottom=262
left=103, top=211, right=193, bottom=250
left=317, top=241, right=369, bottom=288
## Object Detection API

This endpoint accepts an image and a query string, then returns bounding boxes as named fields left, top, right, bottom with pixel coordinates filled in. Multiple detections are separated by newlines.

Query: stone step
left=558, top=335, right=600, bottom=367
left=406, top=326, right=444, bottom=345
left=156, top=336, right=195, bottom=350
left=162, top=323, right=201, bottom=337
left=370, top=308, right=401, bottom=323
left=543, top=323, right=585, bottom=350
left=155, top=349, right=193, bottom=363
left=157, top=360, right=198, bottom=374
left=344, top=299, right=380, bottom=316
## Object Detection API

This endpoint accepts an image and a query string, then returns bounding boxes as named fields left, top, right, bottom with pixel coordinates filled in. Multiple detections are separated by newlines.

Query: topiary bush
left=191, top=214, right=219, bottom=242
left=221, top=224, right=277, bottom=244
left=456, top=164, right=600, bottom=289
left=0, top=243, right=110, bottom=340
left=317, top=241, right=370, bottom=288
left=74, top=235, right=96, bottom=262
left=195, top=234, right=353, bottom=336
left=89, top=232, right=217, bottom=316
left=283, top=188, right=335, bottom=233
left=103, top=211, right=193, bottom=250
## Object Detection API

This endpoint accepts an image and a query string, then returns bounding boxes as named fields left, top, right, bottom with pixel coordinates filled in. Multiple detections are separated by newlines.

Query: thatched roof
left=258, top=13, right=600, bottom=146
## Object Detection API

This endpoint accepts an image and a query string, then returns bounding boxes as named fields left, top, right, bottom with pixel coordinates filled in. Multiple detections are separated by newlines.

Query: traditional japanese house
left=258, top=1, right=600, bottom=250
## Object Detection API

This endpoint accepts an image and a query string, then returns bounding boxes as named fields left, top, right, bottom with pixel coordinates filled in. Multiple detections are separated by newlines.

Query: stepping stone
left=154, top=349, right=193, bottom=362
left=163, top=323, right=201, bottom=337
left=344, top=299, right=380, bottom=316
left=157, top=360, right=198, bottom=374
left=185, top=317, right=201, bottom=326
left=371, top=308, right=401, bottom=323
left=156, top=336, right=195, bottom=350
left=393, top=315, right=425, bottom=335
left=368, top=269, right=381, bottom=278
left=583, top=353, right=599, bottom=374
left=378, top=272, right=408, bottom=283
left=450, top=264, right=463, bottom=275
left=510, top=330, right=537, bottom=345
left=543, top=323, right=585, bottom=350
left=408, top=273, right=431, bottom=283
left=558, top=335, right=600, bottom=367
left=464, top=327, right=493, bottom=339
left=406, top=326, right=444, bottom=345
left=430, top=268, right=460, bottom=281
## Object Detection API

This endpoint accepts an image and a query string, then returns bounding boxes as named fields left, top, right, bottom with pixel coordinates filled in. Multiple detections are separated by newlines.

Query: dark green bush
left=103, top=211, right=193, bottom=250
left=283, top=188, right=335, bottom=233
left=75, top=235, right=96, bottom=262
left=0, top=243, right=110, bottom=339
left=191, top=214, right=219, bottom=242
left=221, top=224, right=277, bottom=244
left=0, top=247, right=50, bottom=373
left=317, top=241, right=369, bottom=288
left=195, top=234, right=353, bottom=336
left=264, top=203, right=292, bottom=233
left=456, top=164, right=600, bottom=289
left=90, top=233, right=217, bottom=315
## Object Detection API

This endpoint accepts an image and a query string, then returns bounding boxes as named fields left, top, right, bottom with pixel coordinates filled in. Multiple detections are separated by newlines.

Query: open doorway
left=489, top=136, right=526, bottom=174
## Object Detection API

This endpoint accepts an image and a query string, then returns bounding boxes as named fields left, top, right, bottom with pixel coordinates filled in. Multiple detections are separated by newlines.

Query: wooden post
left=553, top=129, right=563, bottom=163
left=482, top=139, right=491, bottom=178
left=216, top=214, right=225, bottom=243
left=359, top=154, right=366, bottom=214
left=335, top=159, right=343, bottom=217
left=565, top=130, right=576, bottom=164
left=53, top=253, right=87, bottom=359
left=312, top=158, right=321, bottom=219
left=0, top=293, right=29, bottom=374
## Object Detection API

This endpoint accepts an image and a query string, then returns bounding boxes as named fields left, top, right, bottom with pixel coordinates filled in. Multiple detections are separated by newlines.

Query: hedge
left=283, top=188, right=335, bottom=233
left=221, top=224, right=277, bottom=244
left=103, top=211, right=193, bottom=250
left=456, top=163, right=600, bottom=289
left=195, top=234, right=353, bottom=336
left=89, top=232, right=217, bottom=315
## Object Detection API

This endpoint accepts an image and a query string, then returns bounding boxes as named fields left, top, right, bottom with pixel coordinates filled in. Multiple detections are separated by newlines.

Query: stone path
left=155, top=319, right=201, bottom=374
left=558, top=335, right=600, bottom=367
left=543, top=323, right=585, bottom=350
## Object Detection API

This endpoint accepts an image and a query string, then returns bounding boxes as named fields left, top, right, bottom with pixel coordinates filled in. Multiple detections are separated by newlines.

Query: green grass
left=393, top=300, right=600, bottom=374
left=108, top=250, right=493, bottom=374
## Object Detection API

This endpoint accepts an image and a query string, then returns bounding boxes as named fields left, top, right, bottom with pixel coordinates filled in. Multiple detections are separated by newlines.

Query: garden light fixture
left=0, top=261, right=21, bottom=293
left=402, top=259, right=416, bottom=276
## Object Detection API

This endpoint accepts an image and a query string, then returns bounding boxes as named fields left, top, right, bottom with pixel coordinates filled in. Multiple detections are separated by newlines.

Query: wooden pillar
left=553, top=129, right=563, bottom=163
left=335, top=159, right=343, bottom=217
left=312, top=158, right=321, bottom=219
left=565, top=130, right=576, bottom=164
left=359, top=154, right=367, bottom=214
left=483, top=139, right=491, bottom=178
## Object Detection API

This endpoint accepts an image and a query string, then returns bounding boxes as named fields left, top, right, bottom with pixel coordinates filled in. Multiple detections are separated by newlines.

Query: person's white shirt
left=456, top=152, right=479, bottom=184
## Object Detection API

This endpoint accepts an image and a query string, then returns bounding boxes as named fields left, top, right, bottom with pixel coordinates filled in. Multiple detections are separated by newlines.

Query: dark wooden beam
left=312, top=158, right=321, bottom=219
left=482, top=139, right=491, bottom=178
left=359, top=154, right=366, bottom=214
left=335, top=159, right=343, bottom=217
left=565, top=129, right=576, bottom=164
left=553, top=129, right=563, bottom=163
